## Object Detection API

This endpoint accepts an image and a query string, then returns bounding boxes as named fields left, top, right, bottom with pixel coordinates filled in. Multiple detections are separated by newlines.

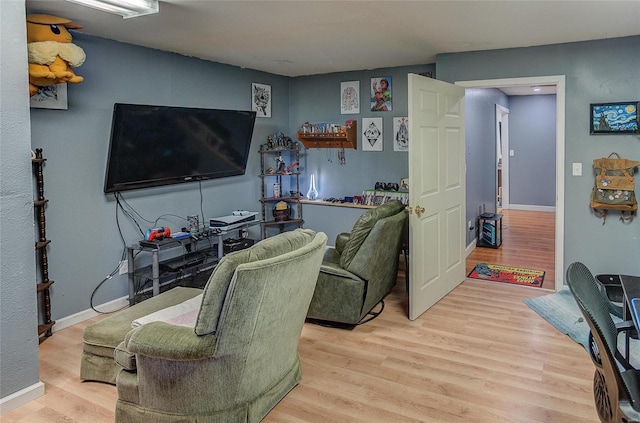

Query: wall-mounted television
left=104, top=103, right=256, bottom=193
left=590, top=101, right=639, bottom=134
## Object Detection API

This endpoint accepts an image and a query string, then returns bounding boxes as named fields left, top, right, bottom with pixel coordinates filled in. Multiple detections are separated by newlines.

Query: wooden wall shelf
left=297, top=121, right=357, bottom=149
left=32, top=148, right=55, bottom=343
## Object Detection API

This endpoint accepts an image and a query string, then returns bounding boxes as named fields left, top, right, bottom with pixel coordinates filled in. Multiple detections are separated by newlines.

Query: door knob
left=406, top=205, right=425, bottom=217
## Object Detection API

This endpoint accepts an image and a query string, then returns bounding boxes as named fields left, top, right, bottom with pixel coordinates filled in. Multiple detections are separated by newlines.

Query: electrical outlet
left=468, top=220, right=474, bottom=231
left=119, top=260, right=128, bottom=275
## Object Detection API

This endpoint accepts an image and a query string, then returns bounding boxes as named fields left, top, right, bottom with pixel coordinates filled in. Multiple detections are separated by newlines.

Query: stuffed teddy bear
left=26, top=14, right=86, bottom=97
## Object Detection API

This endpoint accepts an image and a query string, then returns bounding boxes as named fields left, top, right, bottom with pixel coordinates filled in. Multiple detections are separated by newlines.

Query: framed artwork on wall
left=393, top=117, right=408, bottom=151
left=30, top=83, right=68, bottom=110
left=590, top=101, right=639, bottom=134
left=251, top=82, right=271, bottom=118
left=370, top=76, right=392, bottom=111
left=362, top=117, right=383, bottom=151
left=340, top=80, right=360, bottom=114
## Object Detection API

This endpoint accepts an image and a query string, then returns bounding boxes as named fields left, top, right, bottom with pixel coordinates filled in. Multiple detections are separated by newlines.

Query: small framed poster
left=251, top=82, right=271, bottom=118
left=393, top=117, right=408, bottom=151
left=340, top=80, right=360, bottom=114
left=370, top=77, right=392, bottom=111
left=362, top=117, right=383, bottom=151
left=30, top=83, right=68, bottom=110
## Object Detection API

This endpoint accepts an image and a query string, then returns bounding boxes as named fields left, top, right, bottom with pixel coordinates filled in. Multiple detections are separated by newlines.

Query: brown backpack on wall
left=590, top=152, right=639, bottom=223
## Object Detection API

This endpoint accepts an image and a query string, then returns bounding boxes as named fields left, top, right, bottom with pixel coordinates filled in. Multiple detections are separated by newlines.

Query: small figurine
left=275, top=155, right=285, bottom=173
left=266, top=166, right=274, bottom=174
left=286, top=162, right=299, bottom=173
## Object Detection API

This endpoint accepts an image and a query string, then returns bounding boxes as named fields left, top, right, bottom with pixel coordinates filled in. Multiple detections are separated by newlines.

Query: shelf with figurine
left=296, top=120, right=357, bottom=149
left=259, top=133, right=304, bottom=239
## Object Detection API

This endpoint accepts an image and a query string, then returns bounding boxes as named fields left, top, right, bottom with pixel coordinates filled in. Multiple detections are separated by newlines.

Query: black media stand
left=126, top=220, right=259, bottom=305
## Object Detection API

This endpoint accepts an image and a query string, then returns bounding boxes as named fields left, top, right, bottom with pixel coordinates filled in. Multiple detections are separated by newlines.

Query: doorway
left=457, top=76, right=565, bottom=292
left=496, top=104, right=509, bottom=210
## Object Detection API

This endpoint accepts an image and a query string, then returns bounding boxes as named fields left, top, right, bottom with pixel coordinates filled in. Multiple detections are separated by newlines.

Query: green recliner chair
left=113, top=229, right=327, bottom=423
left=306, top=200, right=407, bottom=325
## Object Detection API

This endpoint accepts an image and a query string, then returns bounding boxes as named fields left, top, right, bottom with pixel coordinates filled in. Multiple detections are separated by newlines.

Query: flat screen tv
left=104, top=103, right=256, bottom=193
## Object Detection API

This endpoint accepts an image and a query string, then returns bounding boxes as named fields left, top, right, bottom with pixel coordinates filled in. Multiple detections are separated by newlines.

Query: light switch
left=509, top=150, right=514, bottom=157
left=572, top=162, right=582, bottom=176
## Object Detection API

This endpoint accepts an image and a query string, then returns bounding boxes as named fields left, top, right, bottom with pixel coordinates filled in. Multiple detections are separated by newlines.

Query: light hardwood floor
left=5, top=211, right=599, bottom=422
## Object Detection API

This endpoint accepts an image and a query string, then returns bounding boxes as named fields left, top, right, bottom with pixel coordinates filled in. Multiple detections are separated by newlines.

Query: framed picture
left=370, top=76, right=392, bottom=111
left=340, top=80, right=360, bottom=114
left=362, top=117, right=383, bottom=151
left=30, top=83, right=68, bottom=110
left=393, top=117, right=409, bottom=151
left=251, top=82, right=271, bottom=118
left=590, top=102, right=639, bottom=134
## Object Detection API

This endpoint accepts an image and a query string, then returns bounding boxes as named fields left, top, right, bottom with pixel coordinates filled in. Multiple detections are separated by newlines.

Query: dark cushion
left=194, top=229, right=317, bottom=335
left=340, top=200, right=404, bottom=269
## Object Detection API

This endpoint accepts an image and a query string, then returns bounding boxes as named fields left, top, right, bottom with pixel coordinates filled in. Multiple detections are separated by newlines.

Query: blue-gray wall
left=437, top=36, right=640, bottom=275
left=288, top=65, right=434, bottom=240
left=27, top=33, right=290, bottom=314
left=0, top=0, right=41, bottom=407
left=289, top=66, right=434, bottom=199
left=464, top=88, right=509, bottom=245
left=509, top=95, right=556, bottom=207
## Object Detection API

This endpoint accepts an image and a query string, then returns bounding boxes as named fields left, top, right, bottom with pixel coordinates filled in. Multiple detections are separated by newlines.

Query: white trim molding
left=0, top=381, right=44, bottom=414
left=456, top=75, right=565, bottom=292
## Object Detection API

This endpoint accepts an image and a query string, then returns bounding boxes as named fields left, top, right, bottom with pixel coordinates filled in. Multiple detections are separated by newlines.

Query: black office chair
left=566, top=262, right=640, bottom=423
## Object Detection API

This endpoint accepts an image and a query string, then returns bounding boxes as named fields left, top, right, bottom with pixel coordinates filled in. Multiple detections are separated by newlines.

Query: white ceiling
left=25, top=0, right=640, bottom=78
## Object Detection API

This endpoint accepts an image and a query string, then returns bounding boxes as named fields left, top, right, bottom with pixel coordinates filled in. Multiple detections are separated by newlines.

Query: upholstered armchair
left=113, top=229, right=327, bottom=423
left=306, top=200, right=407, bottom=325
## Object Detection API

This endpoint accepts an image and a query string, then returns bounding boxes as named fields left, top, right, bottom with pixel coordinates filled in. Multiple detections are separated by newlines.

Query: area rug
left=524, top=289, right=640, bottom=365
left=467, top=263, right=545, bottom=288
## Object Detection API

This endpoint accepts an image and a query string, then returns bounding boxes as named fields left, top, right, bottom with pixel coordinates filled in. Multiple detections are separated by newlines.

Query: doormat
left=468, top=263, right=545, bottom=288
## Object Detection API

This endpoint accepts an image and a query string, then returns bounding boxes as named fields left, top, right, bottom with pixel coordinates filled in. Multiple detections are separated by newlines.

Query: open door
left=408, top=74, right=466, bottom=320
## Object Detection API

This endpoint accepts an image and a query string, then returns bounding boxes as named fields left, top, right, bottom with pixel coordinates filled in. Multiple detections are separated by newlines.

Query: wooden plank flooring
left=5, top=210, right=600, bottom=422
left=466, top=209, right=556, bottom=290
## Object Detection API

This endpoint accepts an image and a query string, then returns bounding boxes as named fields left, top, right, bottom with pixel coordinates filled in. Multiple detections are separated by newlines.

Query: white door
left=408, top=74, right=466, bottom=321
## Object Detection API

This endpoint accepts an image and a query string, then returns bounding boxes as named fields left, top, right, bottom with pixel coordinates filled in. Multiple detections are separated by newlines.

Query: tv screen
left=104, top=103, right=256, bottom=193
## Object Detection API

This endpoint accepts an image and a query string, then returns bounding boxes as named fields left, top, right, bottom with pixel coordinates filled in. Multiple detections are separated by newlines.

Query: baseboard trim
left=53, top=295, right=129, bottom=332
left=507, top=204, right=556, bottom=213
left=466, top=239, right=477, bottom=257
left=0, top=381, right=44, bottom=414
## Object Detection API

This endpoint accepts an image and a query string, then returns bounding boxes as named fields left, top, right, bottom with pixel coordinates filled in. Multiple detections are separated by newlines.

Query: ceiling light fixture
left=65, top=0, right=159, bottom=19
left=532, top=86, right=542, bottom=92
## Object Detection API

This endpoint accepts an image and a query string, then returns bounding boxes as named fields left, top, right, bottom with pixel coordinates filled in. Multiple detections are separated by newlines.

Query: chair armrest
left=616, top=320, right=636, bottom=333
left=124, top=321, right=217, bottom=361
left=615, top=320, right=637, bottom=370
left=335, top=233, right=350, bottom=255
left=320, top=262, right=362, bottom=281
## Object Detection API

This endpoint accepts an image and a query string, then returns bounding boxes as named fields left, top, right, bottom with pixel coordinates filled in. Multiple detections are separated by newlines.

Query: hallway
left=466, top=209, right=556, bottom=290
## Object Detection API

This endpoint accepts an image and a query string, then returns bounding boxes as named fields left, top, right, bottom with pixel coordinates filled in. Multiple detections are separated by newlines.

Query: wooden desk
left=619, top=275, right=640, bottom=357
left=621, top=275, right=640, bottom=325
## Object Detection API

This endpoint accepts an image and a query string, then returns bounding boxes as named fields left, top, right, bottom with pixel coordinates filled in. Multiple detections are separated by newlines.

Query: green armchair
left=113, top=229, right=327, bottom=423
left=306, top=200, right=407, bottom=325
